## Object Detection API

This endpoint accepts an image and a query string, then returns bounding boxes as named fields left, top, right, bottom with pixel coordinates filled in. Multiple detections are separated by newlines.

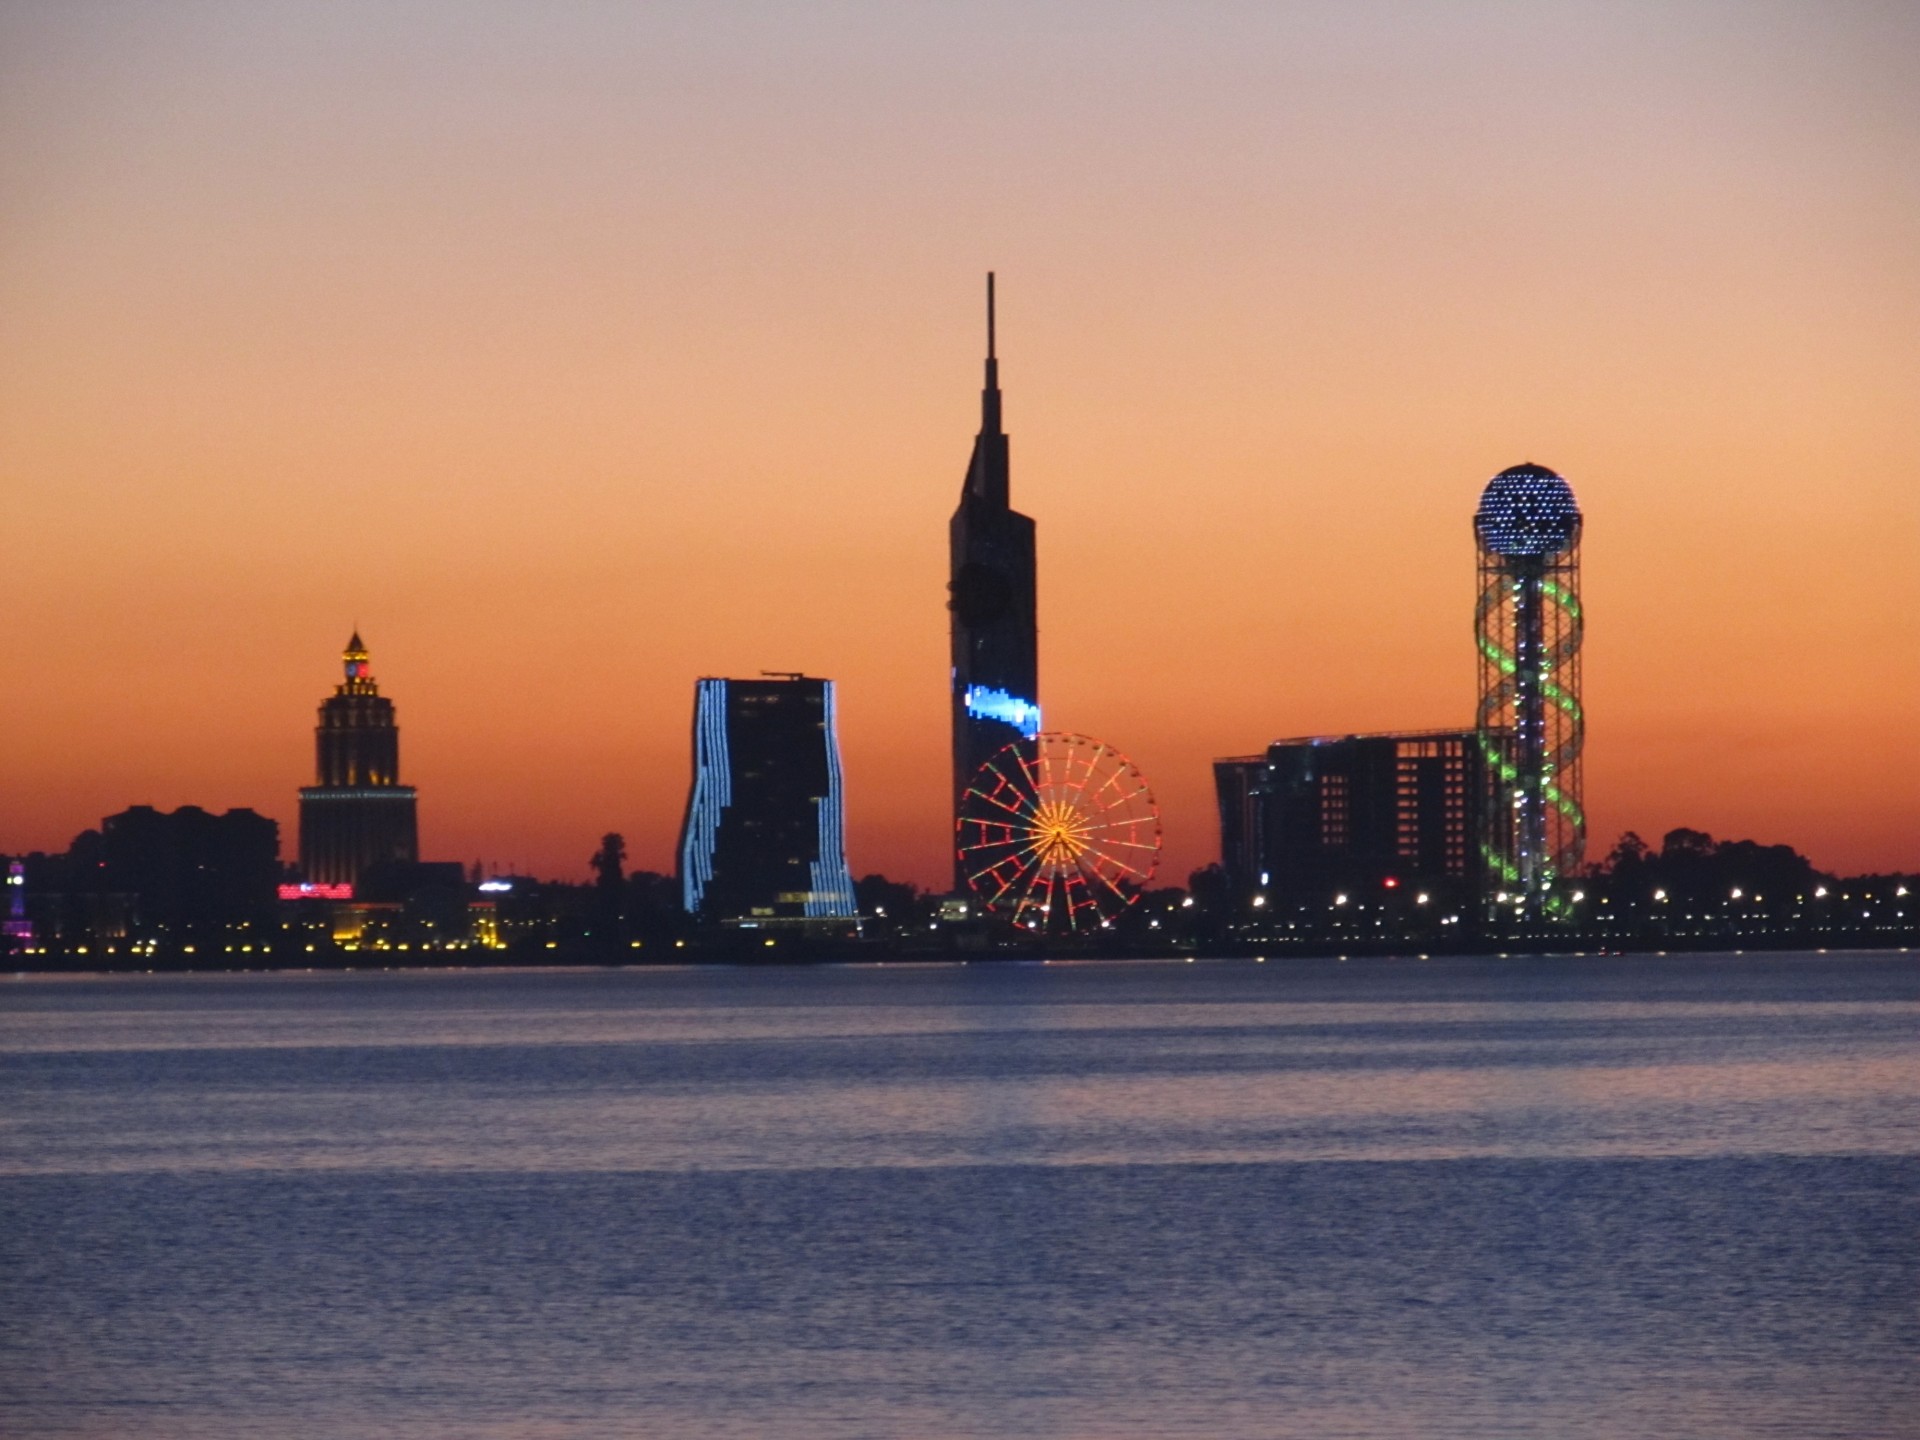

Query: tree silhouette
left=590, top=833, right=626, bottom=890
left=588, top=833, right=627, bottom=941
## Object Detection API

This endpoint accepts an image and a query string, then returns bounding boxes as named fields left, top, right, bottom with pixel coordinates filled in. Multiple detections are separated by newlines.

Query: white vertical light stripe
left=680, top=679, right=731, bottom=915
left=808, top=680, right=857, bottom=918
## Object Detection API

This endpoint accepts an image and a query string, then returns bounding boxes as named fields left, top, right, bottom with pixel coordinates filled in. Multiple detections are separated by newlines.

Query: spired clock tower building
left=298, top=632, right=419, bottom=889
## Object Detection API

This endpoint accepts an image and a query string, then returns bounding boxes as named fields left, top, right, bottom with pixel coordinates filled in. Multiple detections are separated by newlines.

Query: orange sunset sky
left=3, top=1, right=1917, bottom=888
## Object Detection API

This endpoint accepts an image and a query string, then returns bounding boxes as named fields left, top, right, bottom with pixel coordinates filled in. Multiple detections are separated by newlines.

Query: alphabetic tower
left=1474, top=464, right=1585, bottom=921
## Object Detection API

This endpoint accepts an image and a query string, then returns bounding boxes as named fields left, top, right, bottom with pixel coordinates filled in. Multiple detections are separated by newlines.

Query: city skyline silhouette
left=4, top=3, right=1915, bottom=888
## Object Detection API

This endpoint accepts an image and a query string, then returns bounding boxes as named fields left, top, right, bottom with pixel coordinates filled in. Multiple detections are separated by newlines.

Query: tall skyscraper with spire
left=949, top=274, right=1040, bottom=893
left=298, top=632, right=419, bottom=888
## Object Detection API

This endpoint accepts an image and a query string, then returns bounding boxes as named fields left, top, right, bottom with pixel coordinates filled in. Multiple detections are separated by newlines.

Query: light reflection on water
left=2, top=953, right=1916, bottom=1438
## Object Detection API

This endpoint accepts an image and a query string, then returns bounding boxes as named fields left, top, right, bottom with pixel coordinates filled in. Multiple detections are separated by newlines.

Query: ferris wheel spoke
left=1054, top=869, right=1090, bottom=929
left=1098, top=856, right=1152, bottom=890
left=1079, top=814, right=1155, bottom=837
left=1082, top=833, right=1152, bottom=856
left=974, top=792, right=1035, bottom=824
left=1090, top=864, right=1141, bottom=905
left=1081, top=836, right=1154, bottom=858
left=958, top=840, right=1019, bottom=861
left=964, top=850, right=1021, bottom=880
left=1014, top=863, right=1054, bottom=927
left=968, top=860, right=1023, bottom=905
left=1012, top=837, right=1059, bottom=869
left=1017, top=748, right=1052, bottom=796
left=1087, top=769, right=1135, bottom=810
left=975, top=771, right=1036, bottom=817
left=1058, top=744, right=1105, bottom=809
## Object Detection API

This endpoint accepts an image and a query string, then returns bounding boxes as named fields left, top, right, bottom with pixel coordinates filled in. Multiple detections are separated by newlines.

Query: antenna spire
left=980, top=271, right=1002, bottom=436
left=959, top=271, right=1010, bottom=504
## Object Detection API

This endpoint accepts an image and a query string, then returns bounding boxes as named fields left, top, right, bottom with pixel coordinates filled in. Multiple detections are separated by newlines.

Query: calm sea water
left=2, top=952, right=1916, bottom=1439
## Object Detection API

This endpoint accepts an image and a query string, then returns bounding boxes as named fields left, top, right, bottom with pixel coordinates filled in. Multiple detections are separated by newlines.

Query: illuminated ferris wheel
left=958, top=732, right=1162, bottom=931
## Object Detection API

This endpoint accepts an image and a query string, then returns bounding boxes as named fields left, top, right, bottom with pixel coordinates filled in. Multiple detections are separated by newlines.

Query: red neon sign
left=278, top=883, right=354, bottom=901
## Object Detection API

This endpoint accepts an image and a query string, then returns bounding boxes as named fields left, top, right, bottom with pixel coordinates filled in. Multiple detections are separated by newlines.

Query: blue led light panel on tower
left=964, top=685, right=1042, bottom=740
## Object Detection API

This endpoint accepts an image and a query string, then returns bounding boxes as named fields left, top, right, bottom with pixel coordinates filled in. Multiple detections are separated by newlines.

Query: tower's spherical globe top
left=1475, top=463, right=1581, bottom=558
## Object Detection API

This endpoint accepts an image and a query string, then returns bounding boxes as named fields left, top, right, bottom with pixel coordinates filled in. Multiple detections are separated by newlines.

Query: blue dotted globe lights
left=1474, top=463, right=1585, bottom=920
left=1475, top=463, right=1581, bottom=558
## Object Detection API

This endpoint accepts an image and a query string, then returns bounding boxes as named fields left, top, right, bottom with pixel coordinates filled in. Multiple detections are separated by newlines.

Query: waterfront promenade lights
left=1474, top=463, right=1585, bottom=923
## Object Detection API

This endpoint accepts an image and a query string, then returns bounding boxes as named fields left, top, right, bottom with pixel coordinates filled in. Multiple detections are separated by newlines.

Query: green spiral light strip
left=1476, top=566, right=1585, bottom=908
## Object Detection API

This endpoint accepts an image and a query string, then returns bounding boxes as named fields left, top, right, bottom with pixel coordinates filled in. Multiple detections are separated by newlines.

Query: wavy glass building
left=949, top=274, right=1040, bottom=893
left=1474, top=463, right=1585, bottom=919
left=298, top=633, right=419, bottom=888
left=677, top=674, right=857, bottom=925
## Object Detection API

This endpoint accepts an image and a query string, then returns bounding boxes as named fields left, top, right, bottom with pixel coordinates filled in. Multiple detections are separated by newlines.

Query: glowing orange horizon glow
left=2, top=4, right=1916, bottom=888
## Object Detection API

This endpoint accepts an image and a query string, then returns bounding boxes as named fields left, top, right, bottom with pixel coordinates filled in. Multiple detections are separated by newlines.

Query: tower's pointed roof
left=339, top=630, right=376, bottom=691
left=980, top=270, right=1001, bottom=439
left=962, top=272, right=1009, bottom=506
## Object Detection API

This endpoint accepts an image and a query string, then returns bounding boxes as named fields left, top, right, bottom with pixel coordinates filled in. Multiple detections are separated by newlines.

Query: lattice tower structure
left=1474, top=463, right=1585, bottom=920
